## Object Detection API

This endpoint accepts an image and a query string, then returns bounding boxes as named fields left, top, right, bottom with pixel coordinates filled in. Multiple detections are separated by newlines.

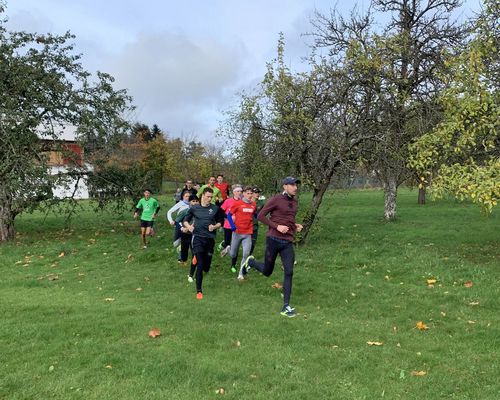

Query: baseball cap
left=282, top=176, right=301, bottom=185
left=251, top=186, right=261, bottom=193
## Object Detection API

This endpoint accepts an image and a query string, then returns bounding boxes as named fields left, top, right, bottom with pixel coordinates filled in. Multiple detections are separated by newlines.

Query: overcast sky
left=4, top=0, right=481, bottom=142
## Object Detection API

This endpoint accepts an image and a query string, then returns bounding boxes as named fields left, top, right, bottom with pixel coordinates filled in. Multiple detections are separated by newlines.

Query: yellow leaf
left=58, top=252, right=65, bottom=258
left=271, top=282, right=283, bottom=289
left=426, top=279, right=437, bottom=285
left=415, top=321, right=429, bottom=330
left=411, top=370, right=427, bottom=376
left=104, top=297, right=115, bottom=302
left=469, top=301, right=480, bottom=306
left=367, top=341, right=384, bottom=346
left=464, top=281, right=473, bottom=288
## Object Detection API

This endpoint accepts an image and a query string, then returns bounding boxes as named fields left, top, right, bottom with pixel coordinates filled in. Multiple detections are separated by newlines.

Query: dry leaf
left=367, top=341, right=384, bottom=346
left=426, top=279, right=437, bottom=285
left=411, top=370, right=427, bottom=376
left=469, top=301, right=480, bottom=306
left=464, top=281, right=473, bottom=288
left=58, top=252, right=65, bottom=258
left=104, top=297, right=115, bottom=302
left=271, top=282, right=283, bottom=289
left=467, top=320, right=476, bottom=324
left=105, top=365, right=113, bottom=369
left=135, top=287, right=143, bottom=291
left=148, top=328, right=161, bottom=338
left=215, top=388, right=225, bottom=395
left=48, top=274, right=59, bottom=281
left=415, top=321, right=429, bottom=330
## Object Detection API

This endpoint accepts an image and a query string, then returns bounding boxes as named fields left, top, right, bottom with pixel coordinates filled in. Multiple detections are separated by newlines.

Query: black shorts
left=140, top=220, right=154, bottom=228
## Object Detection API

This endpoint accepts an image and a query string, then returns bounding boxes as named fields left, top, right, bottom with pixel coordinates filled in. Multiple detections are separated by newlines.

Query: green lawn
left=1, top=189, right=498, bottom=399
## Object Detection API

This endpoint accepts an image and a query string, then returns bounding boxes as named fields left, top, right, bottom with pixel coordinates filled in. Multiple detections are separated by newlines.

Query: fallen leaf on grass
left=271, top=282, right=283, bottom=289
left=148, top=328, right=161, bottom=338
left=464, top=281, right=473, bottom=288
left=125, top=254, right=134, bottom=263
left=415, top=321, right=429, bottom=330
left=411, top=370, right=427, bottom=376
left=104, top=298, right=115, bottom=302
left=467, top=320, right=476, bottom=324
left=469, top=301, right=480, bottom=306
left=104, top=365, right=113, bottom=369
left=58, top=252, right=65, bottom=258
left=367, top=341, right=384, bottom=346
left=426, top=278, right=437, bottom=286
left=135, top=287, right=143, bottom=291
left=215, top=388, right=225, bottom=395
left=48, top=274, right=59, bottom=281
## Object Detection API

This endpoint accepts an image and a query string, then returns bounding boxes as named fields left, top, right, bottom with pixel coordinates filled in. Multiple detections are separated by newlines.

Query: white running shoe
left=220, top=245, right=231, bottom=257
left=187, top=275, right=194, bottom=283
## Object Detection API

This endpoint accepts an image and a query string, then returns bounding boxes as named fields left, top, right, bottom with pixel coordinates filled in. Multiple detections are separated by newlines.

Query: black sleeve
left=155, top=206, right=161, bottom=213
left=215, top=206, right=225, bottom=225
left=182, top=208, right=194, bottom=224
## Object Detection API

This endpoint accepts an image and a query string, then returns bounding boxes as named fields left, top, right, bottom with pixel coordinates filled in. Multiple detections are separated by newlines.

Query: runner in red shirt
left=215, top=174, right=230, bottom=202
left=227, top=186, right=257, bottom=278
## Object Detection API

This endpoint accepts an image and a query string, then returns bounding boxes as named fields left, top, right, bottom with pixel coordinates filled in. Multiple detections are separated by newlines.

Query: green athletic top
left=197, top=185, right=222, bottom=204
left=135, top=197, right=160, bottom=221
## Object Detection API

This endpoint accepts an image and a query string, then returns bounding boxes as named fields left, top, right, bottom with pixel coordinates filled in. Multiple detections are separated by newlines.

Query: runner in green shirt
left=133, top=189, right=160, bottom=249
left=198, top=176, right=223, bottom=205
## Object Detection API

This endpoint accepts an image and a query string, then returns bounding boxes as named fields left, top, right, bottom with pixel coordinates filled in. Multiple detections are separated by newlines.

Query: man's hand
left=208, top=224, right=220, bottom=232
left=276, top=225, right=289, bottom=234
left=295, top=223, right=303, bottom=232
left=170, top=221, right=175, bottom=226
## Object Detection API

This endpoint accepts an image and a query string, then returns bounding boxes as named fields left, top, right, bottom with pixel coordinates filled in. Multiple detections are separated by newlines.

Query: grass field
left=0, top=189, right=498, bottom=399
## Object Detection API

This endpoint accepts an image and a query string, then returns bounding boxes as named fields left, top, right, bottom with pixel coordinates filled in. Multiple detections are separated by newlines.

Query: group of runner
left=134, top=175, right=302, bottom=318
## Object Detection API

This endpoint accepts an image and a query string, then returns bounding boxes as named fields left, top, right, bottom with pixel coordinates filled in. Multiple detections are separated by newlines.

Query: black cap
left=252, top=186, right=261, bottom=193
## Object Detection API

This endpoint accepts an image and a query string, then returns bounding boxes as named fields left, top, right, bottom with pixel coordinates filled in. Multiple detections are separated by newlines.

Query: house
left=39, top=126, right=92, bottom=199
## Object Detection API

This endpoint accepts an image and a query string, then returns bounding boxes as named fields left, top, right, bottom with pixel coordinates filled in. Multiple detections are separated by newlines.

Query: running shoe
left=196, top=292, right=203, bottom=300
left=216, top=241, right=225, bottom=252
left=220, top=245, right=231, bottom=257
left=242, top=255, right=254, bottom=274
left=280, top=305, right=296, bottom=318
left=230, top=266, right=237, bottom=273
left=142, top=245, right=147, bottom=249
left=237, top=274, right=245, bottom=281
left=187, top=275, right=194, bottom=283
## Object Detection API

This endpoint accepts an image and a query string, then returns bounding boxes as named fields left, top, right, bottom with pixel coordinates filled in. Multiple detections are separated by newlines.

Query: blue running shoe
left=280, top=305, right=296, bottom=318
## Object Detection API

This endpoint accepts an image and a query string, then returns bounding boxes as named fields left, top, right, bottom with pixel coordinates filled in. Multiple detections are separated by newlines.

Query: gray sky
left=4, top=0, right=481, bottom=142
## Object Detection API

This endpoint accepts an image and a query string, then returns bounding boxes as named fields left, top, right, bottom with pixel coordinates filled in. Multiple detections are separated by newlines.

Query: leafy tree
left=409, top=0, right=499, bottom=212
left=0, top=6, right=133, bottom=241
left=225, top=36, right=376, bottom=243
left=312, top=0, right=466, bottom=219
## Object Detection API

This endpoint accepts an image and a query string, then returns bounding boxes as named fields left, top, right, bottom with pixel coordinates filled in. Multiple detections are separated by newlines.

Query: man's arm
left=256, top=196, right=278, bottom=228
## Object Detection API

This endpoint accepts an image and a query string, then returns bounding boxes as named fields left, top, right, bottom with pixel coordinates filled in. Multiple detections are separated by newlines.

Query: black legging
left=249, top=236, right=295, bottom=306
left=192, top=236, right=215, bottom=293
left=180, top=232, right=192, bottom=262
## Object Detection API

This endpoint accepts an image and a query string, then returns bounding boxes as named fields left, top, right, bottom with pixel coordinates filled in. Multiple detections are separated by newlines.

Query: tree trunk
left=297, top=181, right=329, bottom=245
left=417, top=186, right=426, bottom=205
left=0, top=194, right=16, bottom=242
left=383, top=176, right=398, bottom=220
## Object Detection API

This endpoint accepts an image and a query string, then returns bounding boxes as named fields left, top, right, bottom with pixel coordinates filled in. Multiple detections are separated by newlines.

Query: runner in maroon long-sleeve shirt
left=242, top=176, right=303, bottom=318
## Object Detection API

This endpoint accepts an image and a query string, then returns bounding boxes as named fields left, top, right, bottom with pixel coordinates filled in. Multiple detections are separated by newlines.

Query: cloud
left=100, top=31, right=247, bottom=137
